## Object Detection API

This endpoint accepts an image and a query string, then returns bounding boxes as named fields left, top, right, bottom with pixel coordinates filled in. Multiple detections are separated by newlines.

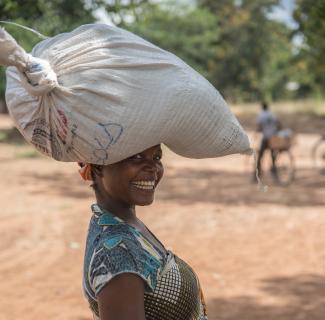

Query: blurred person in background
left=254, top=102, right=281, bottom=180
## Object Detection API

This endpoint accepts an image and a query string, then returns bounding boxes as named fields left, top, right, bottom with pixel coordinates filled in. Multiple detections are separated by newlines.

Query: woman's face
left=98, top=145, right=164, bottom=206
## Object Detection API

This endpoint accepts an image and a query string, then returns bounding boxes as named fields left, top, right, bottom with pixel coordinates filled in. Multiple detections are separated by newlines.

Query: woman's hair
left=90, top=166, right=98, bottom=190
left=78, top=163, right=99, bottom=191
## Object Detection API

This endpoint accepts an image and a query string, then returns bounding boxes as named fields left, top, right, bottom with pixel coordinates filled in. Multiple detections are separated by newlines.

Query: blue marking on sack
left=93, top=122, right=123, bottom=163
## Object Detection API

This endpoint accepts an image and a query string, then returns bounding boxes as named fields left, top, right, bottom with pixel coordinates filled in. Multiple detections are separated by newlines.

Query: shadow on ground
left=20, top=165, right=325, bottom=207
left=208, top=274, right=325, bottom=320
left=156, top=165, right=325, bottom=207
left=21, top=171, right=94, bottom=199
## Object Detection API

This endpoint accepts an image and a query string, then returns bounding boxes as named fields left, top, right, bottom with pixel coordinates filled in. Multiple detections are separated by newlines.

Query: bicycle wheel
left=274, top=150, right=295, bottom=185
left=312, top=138, right=325, bottom=173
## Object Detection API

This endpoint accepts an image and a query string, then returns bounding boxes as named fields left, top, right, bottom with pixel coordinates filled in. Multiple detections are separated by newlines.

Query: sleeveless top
left=83, top=204, right=208, bottom=320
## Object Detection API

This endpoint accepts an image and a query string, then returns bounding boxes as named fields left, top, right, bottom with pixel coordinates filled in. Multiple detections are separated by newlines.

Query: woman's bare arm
left=97, top=273, right=146, bottom=320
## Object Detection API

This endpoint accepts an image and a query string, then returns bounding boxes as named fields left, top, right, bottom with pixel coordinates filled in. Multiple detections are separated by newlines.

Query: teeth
left=131, top=180, right=155, bottom=190
left=133, top=185, right=154, bottom=190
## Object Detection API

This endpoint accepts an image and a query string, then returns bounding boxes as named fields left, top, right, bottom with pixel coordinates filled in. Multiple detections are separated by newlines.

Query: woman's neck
left=95, top=192, right=137, bottom=223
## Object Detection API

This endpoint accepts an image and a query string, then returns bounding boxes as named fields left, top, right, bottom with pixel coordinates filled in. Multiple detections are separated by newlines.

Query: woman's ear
left=91, top=164, right=103, bottom=179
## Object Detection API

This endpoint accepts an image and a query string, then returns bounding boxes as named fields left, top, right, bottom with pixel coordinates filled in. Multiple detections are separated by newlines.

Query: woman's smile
left=93, top=144, right=163, bottom=207
left=131, top=180, right=156, bottom=190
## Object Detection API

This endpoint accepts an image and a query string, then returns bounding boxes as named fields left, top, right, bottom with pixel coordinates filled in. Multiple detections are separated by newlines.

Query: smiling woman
left=93, top=145, right=164, bottom=207
left=81, top=145, right=208, bottom=320
left=1, top=22, right=250, bottom=320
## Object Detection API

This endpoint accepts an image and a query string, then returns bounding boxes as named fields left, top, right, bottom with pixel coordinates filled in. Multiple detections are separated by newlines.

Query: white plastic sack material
left=4, top=24, right=252, bottom=164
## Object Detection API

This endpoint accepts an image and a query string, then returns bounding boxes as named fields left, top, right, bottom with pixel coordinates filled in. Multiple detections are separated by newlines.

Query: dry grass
left=231, top=99, right=325, bottom=116
left=230, top=100, right=325, bottom=135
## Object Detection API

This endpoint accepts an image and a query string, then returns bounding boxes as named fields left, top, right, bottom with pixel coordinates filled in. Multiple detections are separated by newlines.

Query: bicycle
left=268, top=130, right=296, bottom=186
left=246, top=129, right=296, bottom=186
left=312, top=134, right=325, bottom=174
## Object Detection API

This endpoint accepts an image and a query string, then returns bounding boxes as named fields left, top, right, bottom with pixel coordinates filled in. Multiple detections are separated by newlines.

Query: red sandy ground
left=0, top=114, right=324, bottom=320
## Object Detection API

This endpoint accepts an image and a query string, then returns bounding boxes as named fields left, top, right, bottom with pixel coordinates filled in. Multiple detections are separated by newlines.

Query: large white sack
left=4, top=23, right=252, bottom=164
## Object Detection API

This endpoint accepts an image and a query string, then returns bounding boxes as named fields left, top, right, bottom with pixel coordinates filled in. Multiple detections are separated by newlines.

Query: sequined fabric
left=83, top=204, right=208, bottom=320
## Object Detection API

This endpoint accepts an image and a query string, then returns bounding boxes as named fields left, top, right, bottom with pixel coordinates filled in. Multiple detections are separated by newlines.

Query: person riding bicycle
left=255, top=102, right=281, bottom=180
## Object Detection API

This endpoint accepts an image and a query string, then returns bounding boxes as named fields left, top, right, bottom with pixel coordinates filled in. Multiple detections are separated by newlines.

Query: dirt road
left=0, top=114, right=324, bottom=320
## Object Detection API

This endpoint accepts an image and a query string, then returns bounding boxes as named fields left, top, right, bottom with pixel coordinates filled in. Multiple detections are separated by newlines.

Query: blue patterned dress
left=83, top=204, right=208, bottom=320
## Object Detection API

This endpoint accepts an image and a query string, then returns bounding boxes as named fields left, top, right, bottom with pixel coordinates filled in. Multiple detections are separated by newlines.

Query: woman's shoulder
left=87, top=205, right=162, bottom=260
left=88, top=204, right=162, bottom=258
left=84, top=205, right=164, bottom=295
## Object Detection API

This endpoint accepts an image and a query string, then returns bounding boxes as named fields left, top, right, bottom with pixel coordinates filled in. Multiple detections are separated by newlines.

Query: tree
left=124, top=1, right=218, bottom=79
left=94, top=0, right=149, bottom=26
left=0, top=0, right=97, bottom=111
left=198, top=0, right=293, bottom=102
left=293, top=0, right=325, bottom=97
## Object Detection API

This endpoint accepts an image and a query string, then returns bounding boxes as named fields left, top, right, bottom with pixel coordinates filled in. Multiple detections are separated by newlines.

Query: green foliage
left=0, top=0, right=323, bottom=105
left=261, top=22, right=293, bottom=101
left=94, top=0, right=149, bottom=26
left=293, top=0, right=325, bottom=97
left=0, top=0, right=97, bottom=104
left=197, top=0, right=292, bottom=102
left=125, top=2, right=218, bottom=78
left=101, top=0, right=324, bottom=101
left=0, top=0, right=96, bottom=37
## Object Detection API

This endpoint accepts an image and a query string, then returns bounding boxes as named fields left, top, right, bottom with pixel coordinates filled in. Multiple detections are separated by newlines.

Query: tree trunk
left=0, top=99, right=8, bottom=113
